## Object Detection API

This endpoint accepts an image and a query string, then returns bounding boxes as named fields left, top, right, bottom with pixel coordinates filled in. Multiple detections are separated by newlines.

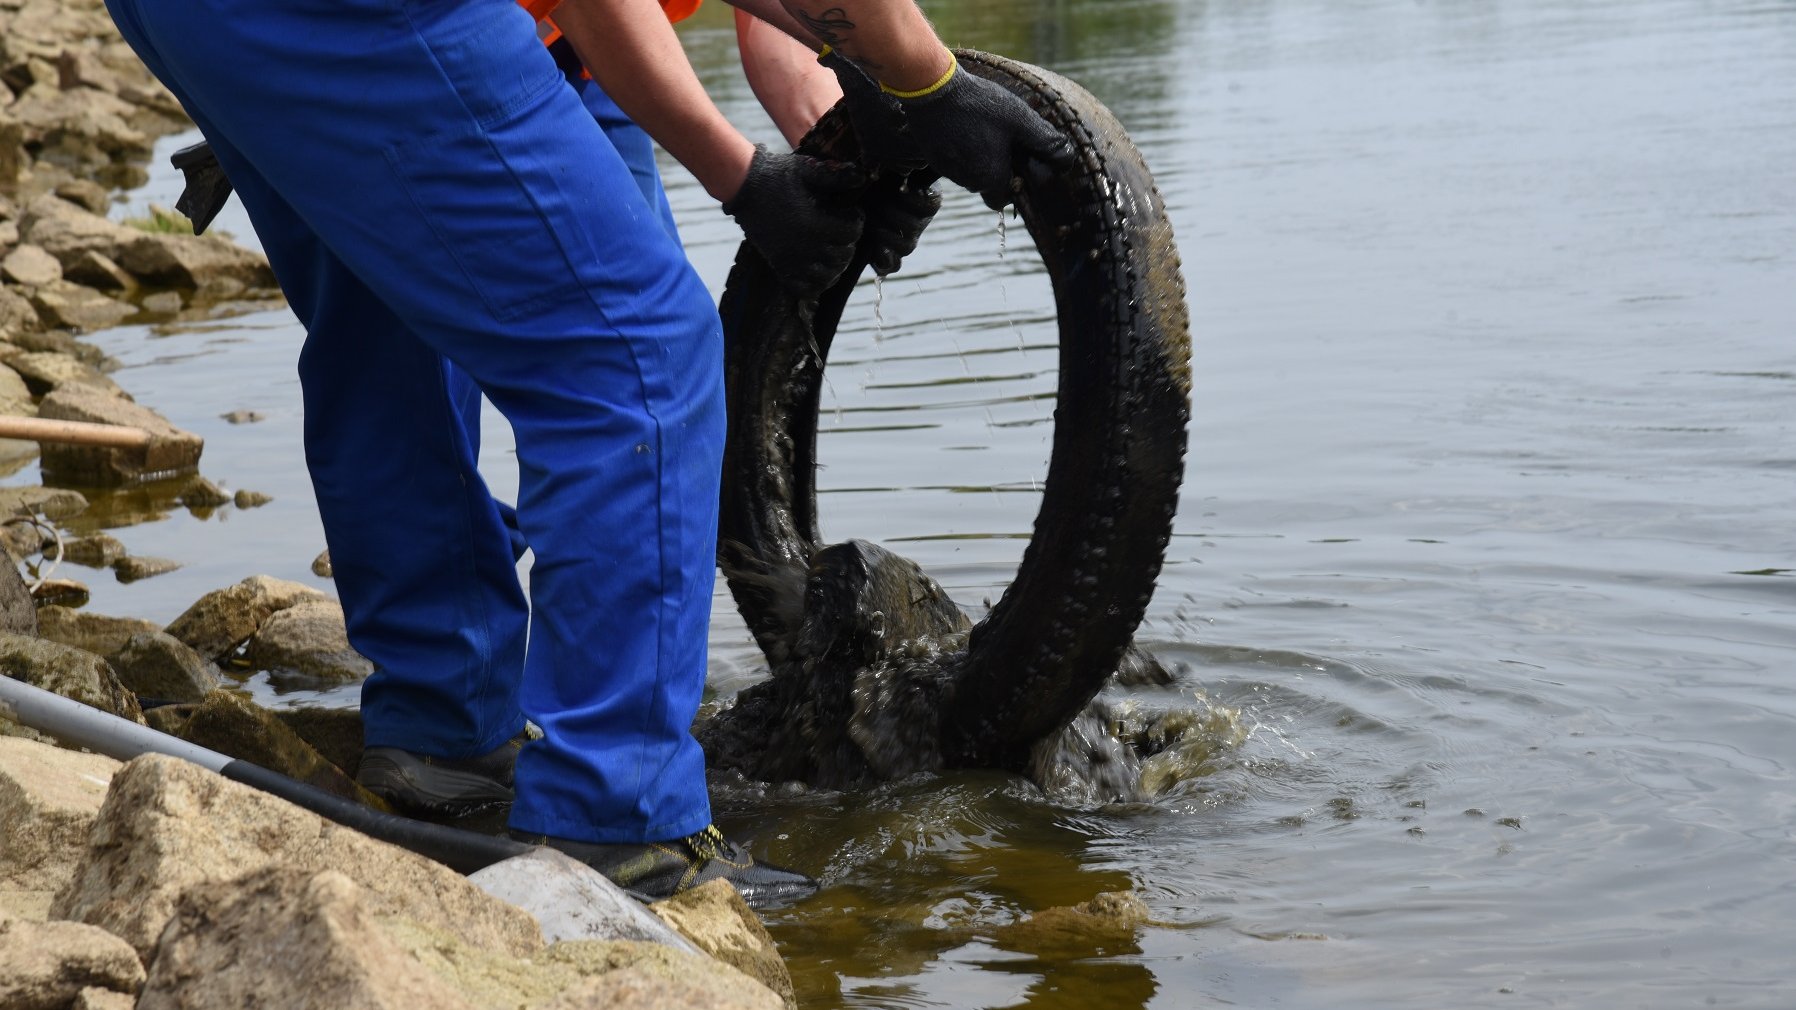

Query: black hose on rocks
left=0, top=675, right=531, bottom=874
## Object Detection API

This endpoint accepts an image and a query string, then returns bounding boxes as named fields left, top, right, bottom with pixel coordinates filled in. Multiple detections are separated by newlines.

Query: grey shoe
left=356, top=737, right=522, bottom=814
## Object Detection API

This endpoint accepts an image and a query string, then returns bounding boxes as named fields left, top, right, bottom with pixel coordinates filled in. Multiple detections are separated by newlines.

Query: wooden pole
left=0, top=415, right=157, bottom=449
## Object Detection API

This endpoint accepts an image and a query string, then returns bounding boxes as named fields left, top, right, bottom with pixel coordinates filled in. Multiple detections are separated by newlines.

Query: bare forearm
left=735, top=9, right=841, bottom=147
left=557, top=0, right=754, bottom=201
left=774, top=1, right=951, bottom=91
left=719, top=0, right=826, bottom=49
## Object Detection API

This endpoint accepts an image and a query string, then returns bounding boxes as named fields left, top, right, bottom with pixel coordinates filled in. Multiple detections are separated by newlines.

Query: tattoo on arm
left=795, top=6, right=882, bottom=69
left=795, top=6, right=854, bottom=47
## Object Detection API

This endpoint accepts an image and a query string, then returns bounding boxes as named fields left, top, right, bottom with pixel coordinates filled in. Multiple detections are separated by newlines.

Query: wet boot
left=507, top=824, right=817, bottom=908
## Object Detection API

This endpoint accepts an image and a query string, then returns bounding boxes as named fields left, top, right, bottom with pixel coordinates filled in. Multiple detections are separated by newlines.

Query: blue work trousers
left=106, top=0, right=722, bottom=843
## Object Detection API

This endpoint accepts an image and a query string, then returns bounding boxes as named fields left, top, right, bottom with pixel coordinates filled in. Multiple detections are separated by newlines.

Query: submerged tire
left=717, top=51, right=1191, bottom=773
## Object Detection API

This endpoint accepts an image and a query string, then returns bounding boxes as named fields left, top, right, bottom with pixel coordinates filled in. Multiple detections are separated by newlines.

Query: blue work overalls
left=106, top=0, right=722, bottom=843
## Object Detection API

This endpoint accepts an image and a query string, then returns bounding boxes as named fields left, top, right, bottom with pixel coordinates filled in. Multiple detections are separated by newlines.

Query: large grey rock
left=4, top=347, right=123, bottom=395
left=36, top=605, right=157, bottom=657
left=50, top=754, right=542, bottom=959
left=5, top=87, right=149, bottom=168
left=110, top=631, right=217, bottom=702
left=19, top=195, right=136, bottom=268
left=62, top=249, right=134, bottom=291
left=117, top=231, right=274, bottom=289
left=0, top=484, right=88, bottom=519
left=0, top=632, right=143, bottom=726
left=2, top=241, right=61, bottom=285
left=136, top=869, right=480, bottom=1010
left=650, top=878, right=796, bottom=1010
left=469, top=848, right=703, bottom=951
left=245, top=598, right=373, bottom=685
left=169, top=690, right=376, bottom=806
left=25, top=279, right=133, bottom=332
left=136, top=866, right=780, bottom=1010
left=0, top=913, right=145, bottom=1010
left=164, top=574, right=326, bottom=661
left=0, top=737, right=119, bottom=913
left=36, top=384, right=203, bottom=485
left=56, top=532, right=125, bottom=568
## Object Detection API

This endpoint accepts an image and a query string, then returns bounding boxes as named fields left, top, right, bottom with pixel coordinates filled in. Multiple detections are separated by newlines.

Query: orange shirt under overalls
left=522, top=0, right=703, bottom=33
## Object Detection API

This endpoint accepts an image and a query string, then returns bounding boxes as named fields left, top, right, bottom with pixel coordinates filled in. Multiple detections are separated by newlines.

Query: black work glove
left=818, top=48, right=927, bottom=175
left=860, top=175, right=940, bottom=277
left=723, top=145, right=866, bottom=299
left=895, top=54, right=1073, bottom=210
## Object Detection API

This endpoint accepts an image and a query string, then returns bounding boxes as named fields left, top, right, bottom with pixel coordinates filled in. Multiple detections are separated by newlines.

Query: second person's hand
left=724, top=145, right=867, bottom=300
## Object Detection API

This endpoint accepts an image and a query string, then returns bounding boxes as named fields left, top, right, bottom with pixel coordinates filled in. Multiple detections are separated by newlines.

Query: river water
left=32, top=0, right=1796, bottom=1006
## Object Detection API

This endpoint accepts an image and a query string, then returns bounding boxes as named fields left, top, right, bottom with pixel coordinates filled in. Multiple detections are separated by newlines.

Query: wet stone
left=175, top=475, right=229, bottom=508
left=172, top=692, right=376, bottom=806
left=990, top=891, right=1151, bottom=958
left=245, top=599, right=373, bottom=686
left=0, top=485, right=88, bottom=519
left=271, top=706, right=364, bottom=778
left=36, top=604, right=158, bottom=656
left=0, top=631, right=143, bottom=725
left=650, top=879, right=796, bottom=1009
left=57, top=532, right=125, bottom=567
left=29, top=579, right=90, bottom=608
left=164, top=574, right=327, bottom=662
left=37, top=385, right=203, bottom=485
left=232, top=489, right=271, bottom=509
left=0, top=517, right=49, bottom=562
left=113, top=554, right=181, bottom=582
left=220, top=409, right=264, bottom=424
left=311, top=549, right=332, bottom=578
left=111, top=631, right=218, bottom=703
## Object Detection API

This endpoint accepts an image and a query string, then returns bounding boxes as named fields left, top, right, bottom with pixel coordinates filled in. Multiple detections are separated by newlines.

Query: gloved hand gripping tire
left=724, top=146, right=866, bottom=299
left=860, top=175, right=940, bottom=277
left=818, top=47, right=928, bottom=175
left=891, top=53, right=1073, bottom=210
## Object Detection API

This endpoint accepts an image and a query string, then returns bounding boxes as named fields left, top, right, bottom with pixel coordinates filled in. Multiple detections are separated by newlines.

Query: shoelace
left=683, top=824, right=728, bottom=862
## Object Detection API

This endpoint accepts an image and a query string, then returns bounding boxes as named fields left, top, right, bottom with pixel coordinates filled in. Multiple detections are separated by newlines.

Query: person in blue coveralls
left=101, top=0, right=1068, bottom=906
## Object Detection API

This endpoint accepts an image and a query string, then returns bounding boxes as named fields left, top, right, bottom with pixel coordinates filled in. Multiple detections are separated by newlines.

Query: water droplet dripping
left=873, top=273, right=885, bottom=342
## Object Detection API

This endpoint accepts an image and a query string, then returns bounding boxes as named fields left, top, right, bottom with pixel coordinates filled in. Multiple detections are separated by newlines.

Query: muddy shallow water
left=25, top=0, right=1795, bottom=1006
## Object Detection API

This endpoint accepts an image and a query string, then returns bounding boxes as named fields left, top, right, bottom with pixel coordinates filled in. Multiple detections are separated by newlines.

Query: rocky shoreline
left=0, top=1, right=803, bottom=1007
